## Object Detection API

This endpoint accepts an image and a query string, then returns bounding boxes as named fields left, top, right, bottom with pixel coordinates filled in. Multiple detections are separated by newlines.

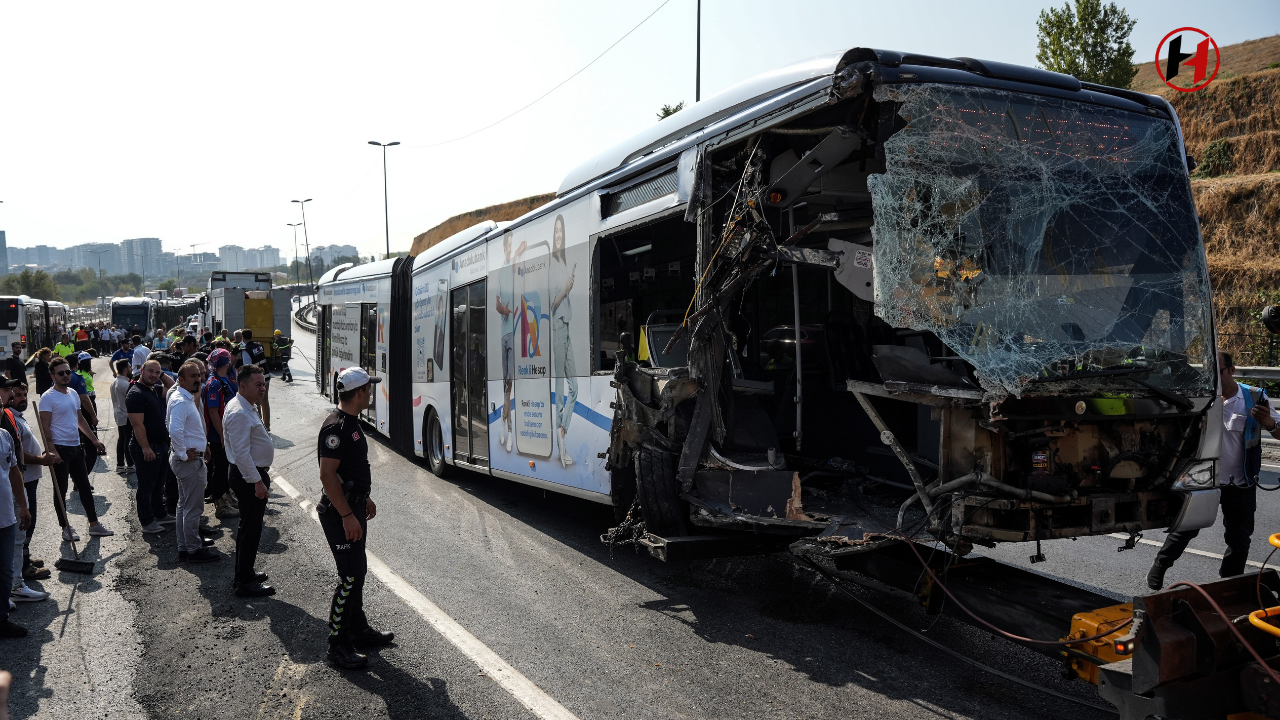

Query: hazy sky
left=0, top=1, right=1274, bottom=259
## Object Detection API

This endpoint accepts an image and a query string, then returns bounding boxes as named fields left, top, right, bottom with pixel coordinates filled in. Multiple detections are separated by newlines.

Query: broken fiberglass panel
left=867, top=83, right=1214, bottom=399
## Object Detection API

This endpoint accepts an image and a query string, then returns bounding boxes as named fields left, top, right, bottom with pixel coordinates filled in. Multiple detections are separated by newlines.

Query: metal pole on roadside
left=695, top=0, right=701, bottom=102
left=368, top=141, right=399, bottom=259
left=292, top=199, right=313, bottom=287
left=287, top=223, right=302, bottom=284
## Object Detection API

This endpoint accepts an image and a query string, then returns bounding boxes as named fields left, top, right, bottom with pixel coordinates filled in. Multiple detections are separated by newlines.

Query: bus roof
left=557, top=50, right=847, bottom=196
left=322, top=258, right=397, bottom=287
left=411, top=220, right=506, bottom=274
left=112, top=296, right=151, bottom=306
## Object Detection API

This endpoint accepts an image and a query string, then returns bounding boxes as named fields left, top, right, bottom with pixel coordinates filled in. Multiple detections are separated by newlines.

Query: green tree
left=158, top=278, right=177, bottom=292
left=0, top=269, right=61, bottom=301
left=53, top=269, right=83, bottom=286
left=1036, top=0, right=1138, bottom=89
left=656, top=101, right=685, bottom=121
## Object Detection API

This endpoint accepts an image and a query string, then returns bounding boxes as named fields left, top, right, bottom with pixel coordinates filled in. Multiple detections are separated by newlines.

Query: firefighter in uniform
left=317, top=367, right=394, bottom=669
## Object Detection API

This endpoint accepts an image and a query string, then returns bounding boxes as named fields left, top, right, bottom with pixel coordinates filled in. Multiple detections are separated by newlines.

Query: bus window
left=594, top=214, right=696, bottom=371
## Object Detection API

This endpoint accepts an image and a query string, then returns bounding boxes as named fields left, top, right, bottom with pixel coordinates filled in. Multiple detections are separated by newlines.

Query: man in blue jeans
left=127, top=359, right=173, bottom=534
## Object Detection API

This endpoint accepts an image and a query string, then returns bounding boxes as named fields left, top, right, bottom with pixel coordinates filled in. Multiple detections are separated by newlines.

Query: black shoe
left=251, top=571, right=268, bottom=583
left=202, top=537, right=216, bottom=547
left=182, top=548, right=220, bottom=564
left=0, top=620, right=28, bottom=638
left=233, top=581, right=276, bottom=597
left=327, top=637, right=368, bottom=669
left=351, top=626, right=395, bottom=648
left=198, top=526, right=217, bottom=538
left=177, top=551, right=189, bottom=562
left=1147, top=563, right=1167, bottom=591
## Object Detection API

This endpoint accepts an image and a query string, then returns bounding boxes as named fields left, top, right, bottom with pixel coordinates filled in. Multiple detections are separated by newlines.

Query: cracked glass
left=867, top=83, right=1214, bottom=399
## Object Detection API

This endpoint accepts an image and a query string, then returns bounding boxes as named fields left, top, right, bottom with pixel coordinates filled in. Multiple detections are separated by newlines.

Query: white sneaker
left=62, top=526, right=80, bottom=542
left=88, top=523, right=114, bottom=537
left=154, top=515, right=176, bottom=525
left=11, top=585, right=48, bottom=602
left=140, top=522, right=166, bottom=534
left=559, top=442, right=575, bottom=468
left=506, top=426, right=514, bottom=452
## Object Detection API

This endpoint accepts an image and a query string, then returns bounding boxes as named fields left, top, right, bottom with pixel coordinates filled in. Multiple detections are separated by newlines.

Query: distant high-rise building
left=121, top=237, right=162, bottom=278
left=219, top=245, right=246, bottom=272
left=0, top=231, right=8, bottom=276
left=309, top=244, right=358, bottom=265
left=241, top=245, right=281, bottom=270
left=71, top=242, right=123, bottom=276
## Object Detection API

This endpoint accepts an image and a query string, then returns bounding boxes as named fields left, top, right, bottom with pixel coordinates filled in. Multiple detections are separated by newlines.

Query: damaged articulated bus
left=602, top=47, right=1220, bottom=560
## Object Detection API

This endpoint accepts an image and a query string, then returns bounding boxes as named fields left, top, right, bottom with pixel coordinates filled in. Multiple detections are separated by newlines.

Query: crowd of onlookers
left=0, top=321, right=294, bottom=638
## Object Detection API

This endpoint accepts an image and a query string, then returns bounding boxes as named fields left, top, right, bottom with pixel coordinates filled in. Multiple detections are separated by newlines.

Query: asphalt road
left=5, top=326, right=1277, bottom=719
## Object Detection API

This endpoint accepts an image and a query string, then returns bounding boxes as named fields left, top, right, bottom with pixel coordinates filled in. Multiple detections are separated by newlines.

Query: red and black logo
left=1156, top=28, right=1220, bottom=92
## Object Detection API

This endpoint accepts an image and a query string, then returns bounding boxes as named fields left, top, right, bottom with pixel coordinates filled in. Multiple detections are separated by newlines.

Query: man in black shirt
left=127, top=359, right=173, bottom=533
left=6, top=343, right=26, bottom=382
left=317, top=367, right=392, bottom=669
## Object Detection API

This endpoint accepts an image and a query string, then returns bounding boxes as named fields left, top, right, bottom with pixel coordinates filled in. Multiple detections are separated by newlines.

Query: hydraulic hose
left=895, top=472, right=1077, bottom=529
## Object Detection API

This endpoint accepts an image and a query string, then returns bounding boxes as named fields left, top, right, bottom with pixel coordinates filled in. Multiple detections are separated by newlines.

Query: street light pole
left=292, top=199, right=314, bottom=287
left=287, top=223, right=302, bottom=284
left=696, top=0, right=701, bottom=102
left=368, top=141, right=399, bottom=259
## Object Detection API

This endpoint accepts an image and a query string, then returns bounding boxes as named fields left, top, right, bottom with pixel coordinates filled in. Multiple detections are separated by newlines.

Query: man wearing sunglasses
left=37, top=357, right=110, bottom=541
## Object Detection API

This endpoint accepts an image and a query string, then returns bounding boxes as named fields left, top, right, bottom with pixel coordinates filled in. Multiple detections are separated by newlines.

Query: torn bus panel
left=600, top=48, right=1219, bottom=564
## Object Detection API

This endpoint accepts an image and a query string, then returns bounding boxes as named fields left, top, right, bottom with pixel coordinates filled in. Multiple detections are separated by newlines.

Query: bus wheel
left=426, top=409, right=452, bottom=478
left=634, top=446, right=688, bottom=537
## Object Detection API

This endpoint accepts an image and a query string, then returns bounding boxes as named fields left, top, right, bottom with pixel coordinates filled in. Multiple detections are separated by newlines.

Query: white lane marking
left=1105, top=533, right=1265, bottom=568
left=269, top=472, right=580, bottom=720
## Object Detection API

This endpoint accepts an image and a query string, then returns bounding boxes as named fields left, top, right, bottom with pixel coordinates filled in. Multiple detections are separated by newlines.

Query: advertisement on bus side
left=487, top=204, right=606, bottom=493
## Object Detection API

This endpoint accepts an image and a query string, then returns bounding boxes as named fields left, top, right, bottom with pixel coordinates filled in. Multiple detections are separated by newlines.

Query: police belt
left=319, top=488, right=369, bottom=512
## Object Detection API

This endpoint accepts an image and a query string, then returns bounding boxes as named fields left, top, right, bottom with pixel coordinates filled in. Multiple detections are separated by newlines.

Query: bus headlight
left=1172, top=460, right=1215, bottom=491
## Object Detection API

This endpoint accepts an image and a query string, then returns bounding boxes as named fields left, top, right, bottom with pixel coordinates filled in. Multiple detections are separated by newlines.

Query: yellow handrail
left=1247, top=535, right=1280, bottom=637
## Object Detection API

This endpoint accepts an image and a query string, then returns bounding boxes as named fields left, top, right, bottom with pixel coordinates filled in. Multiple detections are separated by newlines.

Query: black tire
left=426, top=409, right=452, bottom=478
left=634, top=446, right=688, bottom=537
left=610, top=458, right=637, bottom=525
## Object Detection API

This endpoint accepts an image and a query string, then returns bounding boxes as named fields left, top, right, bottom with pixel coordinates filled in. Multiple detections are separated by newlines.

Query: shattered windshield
left=868, top=83, right=1213, bottom=399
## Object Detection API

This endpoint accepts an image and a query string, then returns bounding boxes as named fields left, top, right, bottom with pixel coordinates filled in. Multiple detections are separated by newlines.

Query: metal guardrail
left=294, top=301, right=317, bottom=333
left=1234, top=366, right=1280, bottom=381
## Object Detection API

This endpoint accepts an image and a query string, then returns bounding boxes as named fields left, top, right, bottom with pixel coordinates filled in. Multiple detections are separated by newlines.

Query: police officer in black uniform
left=317, top=367, right=394, bottom=669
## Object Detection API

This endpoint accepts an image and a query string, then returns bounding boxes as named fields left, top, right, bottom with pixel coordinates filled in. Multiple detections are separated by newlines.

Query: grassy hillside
left=410, top=194, right=556, bottom=256
left=1163, top=36, right=1280, bottom=362
left=1131, top=34, right=1280, bottom=95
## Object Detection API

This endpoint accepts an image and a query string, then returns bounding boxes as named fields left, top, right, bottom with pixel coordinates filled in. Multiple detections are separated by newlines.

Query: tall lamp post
left=287, top=222, right=303, bottom=284
left=368, top=141, right=399, bottom=259
left=292, top=198, right=314, bottom=289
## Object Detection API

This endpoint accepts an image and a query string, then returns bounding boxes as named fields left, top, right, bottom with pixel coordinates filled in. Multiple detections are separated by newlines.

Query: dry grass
left=1195, top=174, right=1280, bottom=351
left=1132, top=34, right=1280, bottom=95
left=409, top=193, right=556, bottom=256
left=1173, top=70, right=1280, bottom=173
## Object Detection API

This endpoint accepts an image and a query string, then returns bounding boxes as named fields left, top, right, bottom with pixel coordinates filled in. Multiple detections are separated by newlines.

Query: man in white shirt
left=167, top=360, right=216, bottom=564
left=5, top=382, right=53, bottom=602
left=224, top=363, right=275, bottom=597
left=37, top=357, right=110, bottom=541
left=131, top=335, right=150, bottom=374
left=0, top=422, right=29, bottom=638
left=1149, top=351, right=1280, bottom=589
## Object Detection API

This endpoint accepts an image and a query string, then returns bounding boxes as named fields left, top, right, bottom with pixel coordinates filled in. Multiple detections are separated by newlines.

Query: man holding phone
left=1148, top=351, right=1280, bottom=589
